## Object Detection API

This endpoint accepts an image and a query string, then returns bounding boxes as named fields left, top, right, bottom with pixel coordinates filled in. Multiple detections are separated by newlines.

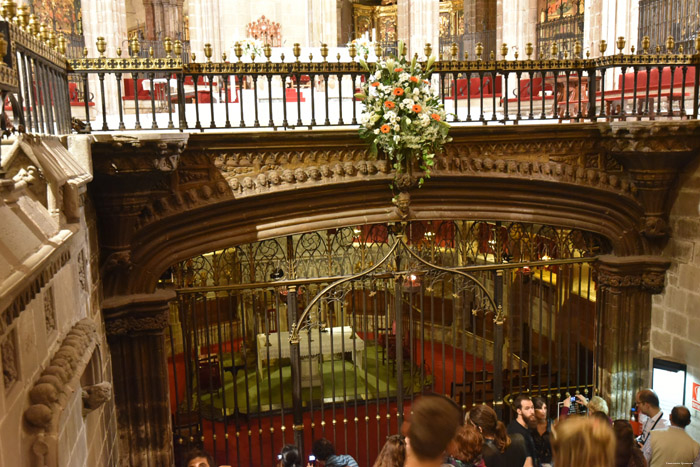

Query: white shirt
left=639, top=410, right=669, bottom=450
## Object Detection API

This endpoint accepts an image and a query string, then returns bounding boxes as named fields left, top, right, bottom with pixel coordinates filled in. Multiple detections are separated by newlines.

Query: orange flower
left=384, top=100, right=395, bottom=109
left=431, top=113, right=441, bottom=121
left=371, top=82, right=380, bottom=87
left=412, top=104, right=422, bottom=113
left=393, top=87, right=404, bottom=96
left=380, top=124, right=391, bottom=133
left=410, top=76, right=419, bottom=83
left=394, top=67, right=404, bottom=72
left=423, top=79, right=430, bottom=84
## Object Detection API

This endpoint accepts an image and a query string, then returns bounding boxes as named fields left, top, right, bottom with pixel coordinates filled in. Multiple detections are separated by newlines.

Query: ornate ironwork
left=638, top=0, right=700, bottom=55
left=536, top=0, right=584, bottom=59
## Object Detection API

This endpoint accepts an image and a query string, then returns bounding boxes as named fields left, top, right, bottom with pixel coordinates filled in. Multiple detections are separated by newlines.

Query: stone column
left=104, top=289, right=176, bottom=467
left=463, top=0, right=496, bottom=59
left=188, top=0, right=224, bottom=62
left=142, top=0, right=157, bottom=40
left=595, top=255, right=670, bottom=419
left=80, top=0, right=128, bottom=116
left=153, top=0, right=166, bottom=40
left=499, top=0, right=537, bottom=59
left=397, top=0, right=439, bottom=58
left=308, top=0, right=338, bottom=46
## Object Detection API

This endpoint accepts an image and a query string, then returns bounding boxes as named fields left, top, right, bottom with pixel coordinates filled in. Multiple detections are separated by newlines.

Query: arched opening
left=165, top=219, right=610, bottom=466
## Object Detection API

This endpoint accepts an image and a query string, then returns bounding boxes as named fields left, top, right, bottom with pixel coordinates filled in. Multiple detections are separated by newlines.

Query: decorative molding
left=102, top=289, right=176, bottom=336
left=0, top=248, right=71, bottom=335
left=43, top=286, right=56, bottom=333
left=596, top=255, right=671, bottom=294
left=24, top=319, right=99, bottom=432
left=104, top=308, right=169, bottom=335
left=1, top=328, right=18, bottom=391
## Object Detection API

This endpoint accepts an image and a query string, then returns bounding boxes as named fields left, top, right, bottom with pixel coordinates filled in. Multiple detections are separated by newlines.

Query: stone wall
left=0, top=135, right=117, bottom=467
left=650, top=155, right=700, bottom=441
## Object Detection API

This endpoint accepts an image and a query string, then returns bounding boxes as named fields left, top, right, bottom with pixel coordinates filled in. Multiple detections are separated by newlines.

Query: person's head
left=588, top=396, right=609, bottom=416
left=635, top=389, right=660, bottom=416
left=372, top=434, right=406, bottom=467
left=513, top=394, right=536, bottom=428
left=670, top=406, right=691, bottom=428
left=311, top=438, right=335, bottom=462
left=552, top=416, right=615, bottom=467
left=467, top=404, right=510, bottom=453
left=185, top=449, right=215, bottom=467
left=448, top=423, right=484, bottom=464
left=612, top=419, right=636, bottom=467
left=407, top=395, right=462, bottom=462
left=277, top=444, right=302, bottom=467
left=532, top=396, right=548, bottom=421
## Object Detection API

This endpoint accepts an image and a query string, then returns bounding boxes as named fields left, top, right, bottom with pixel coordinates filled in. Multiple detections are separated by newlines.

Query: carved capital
left=596, top=255, right=671, bottom=294
left=103, top=289, right=176, bottom=336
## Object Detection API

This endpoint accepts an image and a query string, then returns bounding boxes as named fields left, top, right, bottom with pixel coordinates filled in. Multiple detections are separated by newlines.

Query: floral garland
left=355, top=41, right=450, bottom=189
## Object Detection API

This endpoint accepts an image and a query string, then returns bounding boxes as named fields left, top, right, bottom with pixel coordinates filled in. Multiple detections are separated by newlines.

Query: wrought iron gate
left=167, top=221, right=605, bottom=467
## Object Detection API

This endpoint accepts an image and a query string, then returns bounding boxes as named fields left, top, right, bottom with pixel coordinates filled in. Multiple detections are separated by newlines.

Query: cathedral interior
left=1, top=0, right=700, bottom=466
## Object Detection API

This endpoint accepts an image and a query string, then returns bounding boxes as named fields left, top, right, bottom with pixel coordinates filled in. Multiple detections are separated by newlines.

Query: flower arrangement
left=355, top=41, right=450, bottom=189
left=239, top=38, right=264, bottom=58
left=347, top=37, right=375, bottom=58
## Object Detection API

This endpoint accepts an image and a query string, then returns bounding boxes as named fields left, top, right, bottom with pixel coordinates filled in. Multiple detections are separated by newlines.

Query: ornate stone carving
left=43, top=286, right=56, bottom=333
left=24, top=319, right=99, bottom=430
left=1, top=249, right=70, bottom=335
left=82, top=382, right=113, bottom=415
left=104, top=308, right=169, bottom=335
left=1, top=329, right=18, bottom=390
left=77, top=249, right=88, bottom=292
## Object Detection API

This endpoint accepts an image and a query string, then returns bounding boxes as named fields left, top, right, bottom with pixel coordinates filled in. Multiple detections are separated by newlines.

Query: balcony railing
left=1, top=15, right=700, bottom=136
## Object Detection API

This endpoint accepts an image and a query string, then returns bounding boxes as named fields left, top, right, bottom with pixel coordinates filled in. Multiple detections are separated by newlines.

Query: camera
left=570, top=396, right=577, bottom=404
left=309, top=454, right=316, bottom=463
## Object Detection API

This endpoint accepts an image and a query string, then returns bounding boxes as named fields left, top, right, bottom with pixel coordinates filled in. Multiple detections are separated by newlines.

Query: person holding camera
left=634, top=389, right=668, bottom=450
left=311, top=438, right=359, bottom=467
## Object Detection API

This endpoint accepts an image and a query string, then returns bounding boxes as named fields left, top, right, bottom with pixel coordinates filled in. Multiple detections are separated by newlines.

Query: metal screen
left=167, top=221, right=606, bottom=466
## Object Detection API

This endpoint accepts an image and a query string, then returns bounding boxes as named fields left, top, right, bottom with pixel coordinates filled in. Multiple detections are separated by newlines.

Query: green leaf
left=354, top=92, right=367, bottom=100
left=359, top=59, right=370, bottom=72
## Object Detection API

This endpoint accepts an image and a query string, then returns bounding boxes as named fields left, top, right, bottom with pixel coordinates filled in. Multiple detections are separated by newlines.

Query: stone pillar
left=308, top=0, right=338, bottom=46
left=188, top=0, right=224, bottom=62
left=463, top=0, right=496, bottom=59
left=80, top=0, right=128, bottom=116
left=499, top=0, right=537, bottom=59
left=103, top=289, right=176, bottom=467
left=397, top=0, right=439, bottom=58
left=595, top=255, right=670, bottom=419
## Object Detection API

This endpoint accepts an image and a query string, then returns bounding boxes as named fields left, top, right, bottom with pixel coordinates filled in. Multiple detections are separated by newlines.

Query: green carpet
left=199, top=343, right=432, bottom=417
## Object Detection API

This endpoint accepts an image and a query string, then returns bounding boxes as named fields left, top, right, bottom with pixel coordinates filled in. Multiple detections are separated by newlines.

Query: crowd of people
left=183, top=388, right=699, bottom=467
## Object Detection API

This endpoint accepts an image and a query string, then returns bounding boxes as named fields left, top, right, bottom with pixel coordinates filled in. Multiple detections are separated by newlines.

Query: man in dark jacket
left=312, top=438, right=359, bottom=467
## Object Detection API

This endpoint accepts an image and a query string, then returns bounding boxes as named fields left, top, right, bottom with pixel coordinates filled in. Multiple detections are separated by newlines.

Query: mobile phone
left=309, top=454, right=316, bottom=463
left=570, top=396, right=577, bottom=403
left=277, top=454, right=283, bottom=460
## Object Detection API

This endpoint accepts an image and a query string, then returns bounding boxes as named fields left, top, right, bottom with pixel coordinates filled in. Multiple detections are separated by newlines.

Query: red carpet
left=169, top=338, right=491, bottom=466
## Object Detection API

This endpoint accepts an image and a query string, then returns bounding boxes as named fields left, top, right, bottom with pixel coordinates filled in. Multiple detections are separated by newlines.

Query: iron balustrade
left=0, top=20, right=71, bottom=136
left=2, top=13, right=700, bottom=137
left=638, top=0, right=700, bottom=57
left=64, top=44, right=700, bottom=133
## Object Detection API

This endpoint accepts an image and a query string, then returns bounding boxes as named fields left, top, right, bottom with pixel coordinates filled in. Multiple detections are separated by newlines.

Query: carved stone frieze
left=596, top=255, right=671, bottom=294
left=104, top=308, right=169, bottom=336
left=102, top=289, right=176, bottom=336
left=1, top=249, right=71, bottom=336
left=603, top=122, right=700, bottom=155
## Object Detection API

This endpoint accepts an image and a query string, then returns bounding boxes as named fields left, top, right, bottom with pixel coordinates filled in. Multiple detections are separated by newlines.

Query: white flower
left=393, top=135, right=401, bottom=143
left=374, top=129, right=380, bottom=134
left=374, top=70, right=382, bottom=79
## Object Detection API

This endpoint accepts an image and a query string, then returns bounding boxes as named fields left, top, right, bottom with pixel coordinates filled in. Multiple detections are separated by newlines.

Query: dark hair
left=452, top=423, right=484, bottom=464
left=612, top=420, right=644, bottom=467
left=184, top=448, right=215, bottom=467
left=468, top=404, right=511, bottom=453
left=513, top=394, right=532, bottom=411
left=278, top=444, right=302, bottom=467
left=372, top=435, right=406, bottom=467
left=532, top=396, right=546, bottom=410
left=407, top=395, right=462, bottom=461
left=637, top=389, right=660, bottom=408
left=670, top=406, right=691, bottom=428
left=311, top=438, right=335, bottom=461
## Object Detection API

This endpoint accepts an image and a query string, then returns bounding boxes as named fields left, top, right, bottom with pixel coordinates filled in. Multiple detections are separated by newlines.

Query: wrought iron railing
left=1, top=10, right=700, bottom=137
left=0, top=18, right=71, bottom=136
left=638, top=0, right=700, bottom=56
left=536, top=0, right=584, bottom=60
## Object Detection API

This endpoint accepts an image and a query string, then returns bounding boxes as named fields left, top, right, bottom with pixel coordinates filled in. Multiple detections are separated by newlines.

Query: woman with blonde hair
left=551, top=416, right=616, bottom=467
